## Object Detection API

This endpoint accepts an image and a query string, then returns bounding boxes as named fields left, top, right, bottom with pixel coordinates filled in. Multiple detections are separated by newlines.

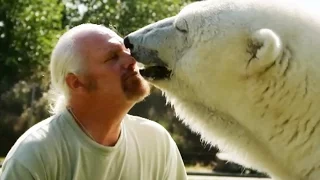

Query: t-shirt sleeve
left=0, top=158, right=36, bottom=180
left=163, top=137, right=188, bottom=180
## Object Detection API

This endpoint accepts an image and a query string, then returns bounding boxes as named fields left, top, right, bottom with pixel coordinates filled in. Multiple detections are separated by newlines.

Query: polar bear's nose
left=124, top=36, right=134, bottom=50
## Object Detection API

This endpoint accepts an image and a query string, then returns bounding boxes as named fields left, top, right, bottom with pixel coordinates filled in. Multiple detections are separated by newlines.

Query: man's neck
left=68, top=102, right=133, bottom=146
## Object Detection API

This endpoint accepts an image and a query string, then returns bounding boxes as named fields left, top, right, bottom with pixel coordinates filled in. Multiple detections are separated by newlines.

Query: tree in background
left=0, top=0, right=64, bottom=156
left=0, top=0, right=63, bottom=92
left=0, top=0, right=217, bottom=166
left=63, top=0, right=188, bottom=35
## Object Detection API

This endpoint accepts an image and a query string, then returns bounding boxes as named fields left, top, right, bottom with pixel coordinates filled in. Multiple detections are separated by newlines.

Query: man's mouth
left=139, top=65, right=172, bottom=80
left=123, top=71, right=139, bottom=81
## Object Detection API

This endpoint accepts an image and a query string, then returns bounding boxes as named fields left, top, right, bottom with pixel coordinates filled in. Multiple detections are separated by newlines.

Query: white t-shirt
left=1, top=109, right=187, bottom=180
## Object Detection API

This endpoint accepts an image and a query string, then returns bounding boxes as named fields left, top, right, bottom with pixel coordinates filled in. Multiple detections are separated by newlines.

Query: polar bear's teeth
left=137, top=62, right=145, bottom=69
left=139, top=66, right=172, bottom=80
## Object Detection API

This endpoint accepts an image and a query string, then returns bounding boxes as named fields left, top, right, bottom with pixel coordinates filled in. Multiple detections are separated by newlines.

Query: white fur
left=126, top=0, right=320, bottom=179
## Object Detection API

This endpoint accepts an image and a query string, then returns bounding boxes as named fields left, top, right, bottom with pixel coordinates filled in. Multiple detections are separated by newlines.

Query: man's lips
left=122, top=71, right=139, bottom=81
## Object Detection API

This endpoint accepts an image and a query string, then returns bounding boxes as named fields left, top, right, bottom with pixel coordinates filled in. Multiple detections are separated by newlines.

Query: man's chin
left=123, top=76, right=151, bottom=102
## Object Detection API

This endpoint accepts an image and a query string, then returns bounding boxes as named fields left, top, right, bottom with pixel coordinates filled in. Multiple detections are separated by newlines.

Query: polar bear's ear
left=246, top=29, right=283, bottom=75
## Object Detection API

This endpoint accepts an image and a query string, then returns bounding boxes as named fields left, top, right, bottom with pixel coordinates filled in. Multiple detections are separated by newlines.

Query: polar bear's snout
left=123, top=37, right=164, bottom=68
left=123, top=37, right=133, bottom=50
left=124, top=17, right=179, bottom=81
left=124, top=36, right=172, bottom=80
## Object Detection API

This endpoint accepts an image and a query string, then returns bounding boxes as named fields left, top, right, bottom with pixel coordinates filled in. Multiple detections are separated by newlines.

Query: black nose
left=123, top=36, right=134, bottom=50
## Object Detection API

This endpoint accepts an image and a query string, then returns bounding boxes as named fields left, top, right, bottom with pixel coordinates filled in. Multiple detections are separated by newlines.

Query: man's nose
left=122, top=51, right=137, bottom=69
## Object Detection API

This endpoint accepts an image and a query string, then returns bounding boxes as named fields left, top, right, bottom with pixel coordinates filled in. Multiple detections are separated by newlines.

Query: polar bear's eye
left=174, top=18, right=188, bottom=33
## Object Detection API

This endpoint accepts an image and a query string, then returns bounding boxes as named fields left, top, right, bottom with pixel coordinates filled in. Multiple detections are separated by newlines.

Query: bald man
left=0, top=24, right=187, bottom=180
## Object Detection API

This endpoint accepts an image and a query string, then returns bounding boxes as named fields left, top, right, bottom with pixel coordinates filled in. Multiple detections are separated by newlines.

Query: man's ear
left=65, top=73, right=84, bottom=93
left=246, top=28, right=283, bottom=75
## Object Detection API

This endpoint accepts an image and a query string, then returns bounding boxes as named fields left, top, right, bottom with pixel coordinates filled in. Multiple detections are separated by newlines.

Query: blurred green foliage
left=64, top=0, right=189, bottom=35
left=0, top=0, right=216, bottom=164
left=0, top=0, right=63, bottom=92
left=0, top=0, right=64, bottom=155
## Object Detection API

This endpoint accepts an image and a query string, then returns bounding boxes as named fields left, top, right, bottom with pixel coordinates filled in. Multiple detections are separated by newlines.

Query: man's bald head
left=49, top=23, right=118, bottom=114
left=71, top=24, right=122, bottom=51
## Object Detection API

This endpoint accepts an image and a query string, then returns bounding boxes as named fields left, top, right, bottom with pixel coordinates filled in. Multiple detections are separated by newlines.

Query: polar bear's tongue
left=139, top=66, right=171, bottom=80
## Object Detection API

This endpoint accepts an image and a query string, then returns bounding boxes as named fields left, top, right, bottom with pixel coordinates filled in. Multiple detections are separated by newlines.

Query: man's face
left=78, top=29, right=150, bottom=103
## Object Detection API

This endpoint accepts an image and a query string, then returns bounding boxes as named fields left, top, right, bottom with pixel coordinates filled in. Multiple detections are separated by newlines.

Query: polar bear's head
left=124, top=0, right=318, bottom=111
left=125, top=1, right=320, bottom=178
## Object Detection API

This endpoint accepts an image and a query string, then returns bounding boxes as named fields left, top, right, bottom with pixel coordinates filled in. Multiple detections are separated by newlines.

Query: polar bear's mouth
left=139, top=66, right=172, bottom=80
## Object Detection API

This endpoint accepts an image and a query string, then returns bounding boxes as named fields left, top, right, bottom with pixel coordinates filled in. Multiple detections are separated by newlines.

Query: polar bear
left=124, top=0, right=320, bottom=179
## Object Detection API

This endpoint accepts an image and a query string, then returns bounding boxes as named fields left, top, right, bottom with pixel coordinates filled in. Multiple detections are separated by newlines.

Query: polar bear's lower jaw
left=139, top=66, right=172, bottom=80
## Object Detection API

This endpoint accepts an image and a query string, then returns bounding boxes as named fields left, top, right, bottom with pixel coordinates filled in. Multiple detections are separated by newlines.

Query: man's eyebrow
left=103, top=42, right=122, bottom=55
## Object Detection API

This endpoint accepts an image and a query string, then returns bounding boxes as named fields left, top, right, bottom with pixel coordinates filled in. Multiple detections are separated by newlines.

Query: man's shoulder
left=124, top=115, right=179, bottom=159
left=17, top=115, right=58, bottom=143
left=4, top=115, right=61, bottom=162
left=125, top=114, right=170, bottom=136
left=1, top=115, right=62, bottom=178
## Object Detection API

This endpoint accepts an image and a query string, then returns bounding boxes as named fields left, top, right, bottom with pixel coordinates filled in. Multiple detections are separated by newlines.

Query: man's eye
left=111, top=54, right=119, bottom=60
left=105, top=53, right=118, bottom=62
